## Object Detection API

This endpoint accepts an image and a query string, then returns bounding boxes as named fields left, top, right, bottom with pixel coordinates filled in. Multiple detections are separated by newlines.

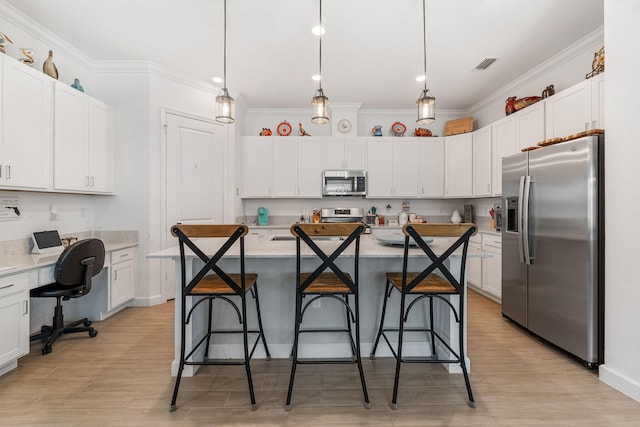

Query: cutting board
left=444, top=116, right=474, bottom=136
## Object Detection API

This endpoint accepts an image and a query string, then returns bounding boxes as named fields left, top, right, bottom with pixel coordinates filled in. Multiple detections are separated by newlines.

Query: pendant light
left=216, top=0, right=235, bottom=124
left=311, top=0, right=329, bottom=124
left=416, top=0, right=435, bottom=125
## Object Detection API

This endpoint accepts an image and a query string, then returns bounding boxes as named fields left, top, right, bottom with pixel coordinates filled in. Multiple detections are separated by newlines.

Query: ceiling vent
left=474, top=58, right=497, bottom=70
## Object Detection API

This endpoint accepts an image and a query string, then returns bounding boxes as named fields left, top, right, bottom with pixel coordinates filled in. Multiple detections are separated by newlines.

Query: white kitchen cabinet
left=273, top=138, right=298, bottom=197
left=324, top=137, right=366, bottom=170
left=0, top=273, right=29, bottom=369
left=109, top=247, right=136, bottom=310
left=296, top=139, right=324, bottom=197
left=545, top=79, right=592, bottom=138
left=0, top=54, right=53, bottom=190
left=466, top=236, right=483, bottom=289
left=53, top=83, right=115, bottom=194
left=516, top=100, right=545, bottom=151
left=482, top=233, right=502, bottom=299
left=418, top=137, right=444, bottom=198
left=244, top=137, right=274, bottom=197
left=591, top=73, right=605, bottom=130
left=366, top=137, right=418, bottom=198
left=444, top=133, right=473, bottom=198
left=491, top=115, right=516, bottom=196
left=472, top=126, right=492, bottom=197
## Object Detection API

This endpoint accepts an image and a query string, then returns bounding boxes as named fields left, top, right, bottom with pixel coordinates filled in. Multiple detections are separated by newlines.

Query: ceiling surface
left=3, top=0, right=604, bottom=110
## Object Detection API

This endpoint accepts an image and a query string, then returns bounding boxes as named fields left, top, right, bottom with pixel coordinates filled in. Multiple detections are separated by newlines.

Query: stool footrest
left=297, top=357, right=357, bottom=364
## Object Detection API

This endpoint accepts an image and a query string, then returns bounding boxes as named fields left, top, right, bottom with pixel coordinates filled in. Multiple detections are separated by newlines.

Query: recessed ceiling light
left=416, top=75, right=426, bottom=82
left=212, top=76, right=224, bottom=84
left=311, top=25, right=326, bottom=36
left=312, top=74, right=322, bottom=81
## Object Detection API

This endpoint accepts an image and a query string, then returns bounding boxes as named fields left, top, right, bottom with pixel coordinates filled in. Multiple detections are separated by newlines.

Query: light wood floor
left=2, top=290, right=639, bottom=426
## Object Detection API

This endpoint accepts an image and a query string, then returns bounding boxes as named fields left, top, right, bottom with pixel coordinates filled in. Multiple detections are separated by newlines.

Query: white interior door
left=164, top=112, right=226, bottom=300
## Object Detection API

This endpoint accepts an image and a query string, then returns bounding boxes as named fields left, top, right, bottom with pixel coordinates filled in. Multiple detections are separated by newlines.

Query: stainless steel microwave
left=322, top=170, right=366, bottom=196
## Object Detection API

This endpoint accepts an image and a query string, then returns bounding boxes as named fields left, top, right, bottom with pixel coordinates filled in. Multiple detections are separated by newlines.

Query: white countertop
left=148, top=233, right=490, bottom=260
left=0, top=242, right=138, bottom=277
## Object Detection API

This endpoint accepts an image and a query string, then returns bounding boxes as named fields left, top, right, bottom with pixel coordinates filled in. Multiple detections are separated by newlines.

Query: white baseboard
left=131, top=294, right=165, bottom=307
left=599, top=365, right=640, bottom=402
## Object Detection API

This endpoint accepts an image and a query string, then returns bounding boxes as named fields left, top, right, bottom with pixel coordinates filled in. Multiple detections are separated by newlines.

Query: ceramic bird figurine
left=0, top=32, right=13, bottom=54
left=19, top=48, right=35, bottom=67
left=298, top=123, right=311, bottom=136
left=42, top=49, right=59, bottom=80
left=71, top=78, right=84, bottom=92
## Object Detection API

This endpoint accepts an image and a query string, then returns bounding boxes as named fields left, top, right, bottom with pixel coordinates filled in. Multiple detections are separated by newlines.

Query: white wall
left=599, top=0, right=640, bottom=401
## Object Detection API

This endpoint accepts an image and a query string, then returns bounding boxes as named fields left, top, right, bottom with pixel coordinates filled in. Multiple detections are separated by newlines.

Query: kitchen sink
left=270, top=236, right=344, bottom=241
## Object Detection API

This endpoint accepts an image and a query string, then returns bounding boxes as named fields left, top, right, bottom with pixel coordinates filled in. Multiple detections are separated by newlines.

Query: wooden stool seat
left=191, top=273, right=258, bottom=294
left=386, top=272, right=456, bottom=294
left=300, top=272, right=353, bottom=294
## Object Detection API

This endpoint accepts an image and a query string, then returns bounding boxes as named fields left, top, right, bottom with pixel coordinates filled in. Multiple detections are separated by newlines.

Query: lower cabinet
left=467, top=232, right=502, bottom=301
left=110, top=247, right=136, bottom=311
left=0, top=273, right=29, bottom=369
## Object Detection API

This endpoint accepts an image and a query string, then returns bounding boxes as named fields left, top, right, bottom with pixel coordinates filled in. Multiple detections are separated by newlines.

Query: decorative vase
left=451, top=209, right=462, bottom=224
left=71, top=78, right=84, bottom=92
left=372, top=125, right=383, bottom=137
left=505, top=97, right=516, bottom=116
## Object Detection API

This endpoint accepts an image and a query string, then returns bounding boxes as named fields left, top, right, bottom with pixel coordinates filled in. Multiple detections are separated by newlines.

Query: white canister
left=451, top=209, right=462, bottom=224
left=398, top=210, right=408, bottom=225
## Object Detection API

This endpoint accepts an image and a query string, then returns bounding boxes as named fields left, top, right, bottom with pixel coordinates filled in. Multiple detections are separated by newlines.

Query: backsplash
left=0, top=230, right=138, bottom=257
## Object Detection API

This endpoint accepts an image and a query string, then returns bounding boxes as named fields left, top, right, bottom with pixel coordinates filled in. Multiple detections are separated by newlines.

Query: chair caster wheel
left=42, top=344, right=52, bottom=355
left=363, top=402, right=371, bottom=409
left=390, top=403, right=398, bottom=410
left=284, top=404, right=292, bottom=412
left=84, top=320, right=92, bottom=327
left=89, top=329, right=98, bottom=337
left=468, top=400, right=476, bottom=408
left=250, top=403, right=258, bottom=411
left=169, top=405, right=177, bottom=412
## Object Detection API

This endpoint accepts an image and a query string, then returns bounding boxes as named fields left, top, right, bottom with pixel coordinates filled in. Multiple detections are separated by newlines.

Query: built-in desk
left=148, top=233, right=489, bottom=377
left=0, top=239, right=137, bottom=376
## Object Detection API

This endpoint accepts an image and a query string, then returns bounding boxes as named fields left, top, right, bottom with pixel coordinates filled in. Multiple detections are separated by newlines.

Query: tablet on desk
left=31, top=230, right=64, bottom=254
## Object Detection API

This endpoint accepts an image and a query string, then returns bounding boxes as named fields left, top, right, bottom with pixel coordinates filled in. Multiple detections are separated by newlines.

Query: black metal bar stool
left=370, top=223, right=477, bottom=409
left=169, top=224, right=270, bottom=412
left=285, top=222, right=370, bottom=411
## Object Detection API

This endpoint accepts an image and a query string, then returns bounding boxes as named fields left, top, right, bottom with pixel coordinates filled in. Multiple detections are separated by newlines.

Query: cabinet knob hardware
left=24, top=300, right=29, bottom=315
left=6, top=165, right=10, bottom=179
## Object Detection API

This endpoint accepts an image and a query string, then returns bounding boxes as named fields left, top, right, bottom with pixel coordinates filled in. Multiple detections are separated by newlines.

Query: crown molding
left=467, top=26, right=604, bottom=114
left=359, top=108, right=467, bottom=116
left=0, top=0, right=93, bottom=69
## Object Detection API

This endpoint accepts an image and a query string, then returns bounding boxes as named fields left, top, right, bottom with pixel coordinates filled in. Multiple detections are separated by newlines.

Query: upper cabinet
left=545, top=74, right=604, bottom=138
left=367, top=137, right=419, bottom=198
left=516, top=100, right=545, bottom=151
left=472, top=126, right=492, bottom=197
left=418, top=137, right=444, bottom=198
left=0, top=54, right=53, bottom=190
left=491, top=115, right=516, bottom=197
left=243, top=137, right=273, bottom=197
left=444, top=133, right=473, bottom=198
left=324, top=137, right=366, bottom=170
left=53, top=83, right=115, bottom=194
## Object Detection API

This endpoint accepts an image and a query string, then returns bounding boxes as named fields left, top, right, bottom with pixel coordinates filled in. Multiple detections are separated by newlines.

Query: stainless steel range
left=320, top=207, right=364, bottom=223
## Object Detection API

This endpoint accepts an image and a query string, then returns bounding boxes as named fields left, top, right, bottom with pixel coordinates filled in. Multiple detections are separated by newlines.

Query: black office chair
left=370, top=223, right=477, bottom=409
left=30, top=238, right=105, bottom=355
left=285, top=222, right=370, bottom=411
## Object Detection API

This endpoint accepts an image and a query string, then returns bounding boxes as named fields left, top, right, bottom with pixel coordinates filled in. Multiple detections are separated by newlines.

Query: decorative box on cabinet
left=0, top=54, right=53, bottom=190
left=0, top=273, right=29, bottom=373
left=53, top=83, right=115, bottom=194
left=444, top=133, right=473, bottom=198
left=472, top=126, right=492, bottom=197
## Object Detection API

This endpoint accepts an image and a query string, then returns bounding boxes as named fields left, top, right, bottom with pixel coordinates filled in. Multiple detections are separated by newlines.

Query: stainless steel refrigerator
left=501, top=135, right=604, bottom=367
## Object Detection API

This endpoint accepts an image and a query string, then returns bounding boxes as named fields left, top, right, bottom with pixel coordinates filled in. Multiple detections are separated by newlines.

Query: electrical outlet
left=80, top=208, right=86, bottom=218
left=312, top=299, right=321, bottom=308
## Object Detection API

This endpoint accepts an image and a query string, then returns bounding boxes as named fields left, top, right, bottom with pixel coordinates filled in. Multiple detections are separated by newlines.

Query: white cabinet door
left=366, top=138, right=393, bottom=197
left=482, top=234, right=502, bottom=299
left=467, top=241, right=483, bottom=288
left=1, top=55, right=52, bottom=189
left=472, top=126, right=492, bottom=197
left=516, top=101, right=545, bottom=152
left=444, top=133, right=473, bottom=198
left=324, top=138, right=346, bottom=169
left=297, top=139, right=324, bottom=197
left=591, top=73, right=605, bottom=129
left=392, top=138, right=419, bottom=198
left=110, top=248, right=136, bottom=310
left=545, top=79, right=592, bottom=138
left=273, top=137, right=297, bottom=197
left=53, top=83, right=88, bottom=191
left=418, top=137, right=444, bottom=198
left=491, top=115, right=516, bottom=196
left=344, top=137, right=366, bottom=169
left=0, top=273, right=29, bottom=367
left=88, top=99, right=115, bottom=193
left=243, top=137, right=273, bottom=197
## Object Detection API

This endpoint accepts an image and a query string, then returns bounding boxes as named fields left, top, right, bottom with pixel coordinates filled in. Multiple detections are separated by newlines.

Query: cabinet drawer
left=0, top=273, right=28, bottom=298
left=482, top=234, right=502, bottom=250
left=470, top=233, right=482, bottom=244
left=111, top=247, right=135, bottom=264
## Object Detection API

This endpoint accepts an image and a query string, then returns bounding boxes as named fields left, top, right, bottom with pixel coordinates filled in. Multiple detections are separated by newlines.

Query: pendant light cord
left=318, top=0, right=323, bottom=90
left=223, top=0, right=227, bottom=89
left=422, top=0, right=427, bottom=92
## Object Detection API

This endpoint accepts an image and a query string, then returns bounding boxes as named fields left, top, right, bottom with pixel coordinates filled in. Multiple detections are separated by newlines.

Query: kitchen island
left=148, top=231, right=486, bottom=376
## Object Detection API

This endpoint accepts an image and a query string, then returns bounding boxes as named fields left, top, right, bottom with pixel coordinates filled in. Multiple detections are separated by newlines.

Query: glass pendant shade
left=311, top=88, right=329, bottom=124
left=216, top=88, right=235, bottom=124
left=416, top=88, right=435, bottom=125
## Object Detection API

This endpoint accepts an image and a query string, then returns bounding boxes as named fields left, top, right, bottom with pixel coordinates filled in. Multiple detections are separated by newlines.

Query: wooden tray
left=537, top=129, right=604, bottom=147
left=521, top=146, right=541, bottom=152
left=444, top=116, right=474, bottom=136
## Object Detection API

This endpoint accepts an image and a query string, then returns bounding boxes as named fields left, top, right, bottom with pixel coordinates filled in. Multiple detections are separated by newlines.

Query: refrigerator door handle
left=523, top=175, right=532, bottom=264
left=518, top=176, right=526, bottom=263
